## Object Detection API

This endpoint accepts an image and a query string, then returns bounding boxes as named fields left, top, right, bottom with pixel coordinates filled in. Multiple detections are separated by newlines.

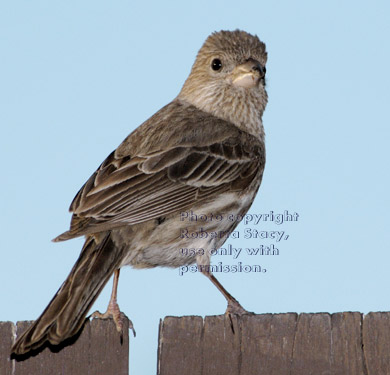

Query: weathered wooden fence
left=157, top=312, right=390, bottom=375
left=2, top=312, right=390, bottom=374
left=1, top=317, right=129, bottom=375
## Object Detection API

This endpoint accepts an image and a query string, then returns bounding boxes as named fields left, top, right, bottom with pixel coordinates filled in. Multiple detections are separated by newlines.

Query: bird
left=11, top=29, right=268, bottom=355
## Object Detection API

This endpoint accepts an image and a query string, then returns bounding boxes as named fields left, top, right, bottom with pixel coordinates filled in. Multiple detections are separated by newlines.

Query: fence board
left=330, top=312, right=365, bottom=375
left=157, top=316, right=203, bottom=375
left=0, top=322, right=14, bottom=375
left=240, top=313, right=297, bottom=375
left=363, top=312, right=390, bottom=374
left=202, top=315, right=241, bottom=374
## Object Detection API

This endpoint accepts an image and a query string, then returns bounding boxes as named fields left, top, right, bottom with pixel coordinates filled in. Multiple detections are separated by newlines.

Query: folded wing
left=54, top=101, right=265, bottom=241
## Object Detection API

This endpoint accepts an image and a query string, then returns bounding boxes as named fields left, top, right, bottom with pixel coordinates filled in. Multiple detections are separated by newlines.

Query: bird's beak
left=230, top=58, right=265, bottom=89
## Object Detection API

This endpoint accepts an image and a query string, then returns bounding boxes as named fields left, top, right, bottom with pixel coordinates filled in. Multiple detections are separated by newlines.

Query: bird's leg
left=91, top=269, right=136, bottom=336
left=92, top=269, right=123, bottom=331
left=200, top=269, right=251, bottom=315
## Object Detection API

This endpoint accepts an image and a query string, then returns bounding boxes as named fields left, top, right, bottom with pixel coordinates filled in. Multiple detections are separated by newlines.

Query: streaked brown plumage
left=12, top=30, right=268, bottom=355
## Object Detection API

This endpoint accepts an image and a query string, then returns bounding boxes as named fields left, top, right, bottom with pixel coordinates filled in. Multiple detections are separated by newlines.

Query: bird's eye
left=211, top=59, right=223, bottom=71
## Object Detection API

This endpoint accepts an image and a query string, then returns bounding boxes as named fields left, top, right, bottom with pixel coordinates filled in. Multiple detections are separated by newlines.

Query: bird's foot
left=92, top=300, right=136, bottom=337
left=225, top=298, right=253, bottom=316
left=92, top=299, right=123, bottom=333
left=225, top=299, right=254, bottom=334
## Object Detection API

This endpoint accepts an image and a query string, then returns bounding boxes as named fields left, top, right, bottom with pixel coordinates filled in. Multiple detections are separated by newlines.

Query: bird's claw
left=91, top=302, right=136, bottom=337
left=225, top=299, right=254, bottom=334
left=92, top=298, right=124, bottom=334
left=225, top=298, right=253, bottom=316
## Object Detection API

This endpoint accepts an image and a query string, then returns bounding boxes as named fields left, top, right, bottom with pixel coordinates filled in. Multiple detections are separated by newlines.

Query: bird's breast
left=113, top=189, right=260, bottom=269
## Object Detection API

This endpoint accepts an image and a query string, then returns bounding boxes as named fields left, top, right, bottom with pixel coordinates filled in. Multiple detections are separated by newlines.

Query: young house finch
left=12, top=30, right=267, bottom=355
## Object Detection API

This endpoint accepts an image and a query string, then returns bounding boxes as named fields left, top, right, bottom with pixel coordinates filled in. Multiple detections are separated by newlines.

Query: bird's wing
left=54, top=101, right=265, bottom=241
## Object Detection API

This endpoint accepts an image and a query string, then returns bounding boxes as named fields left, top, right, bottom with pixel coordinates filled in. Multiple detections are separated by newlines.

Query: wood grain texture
left=330, top=312, right=366, bottom=375
left=4, top=312, right=390, bottom=374
left=363, top=312, right=390, bottom=375
left=202, top=315, right=241, bottom=375
left=158, top=316, right=203, bottom=375
left=240, top=313, right=297, bottom=375
left=290, top=313, right=332, bottom=375
left=4, top=317, right=129, bottom=375
left=0, top=321, right=14, bottom=375
left=157, top=312, right=390, bottom=375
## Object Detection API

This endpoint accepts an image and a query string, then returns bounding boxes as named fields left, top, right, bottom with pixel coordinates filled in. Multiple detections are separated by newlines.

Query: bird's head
left=178, top=30, right=268, bottom=137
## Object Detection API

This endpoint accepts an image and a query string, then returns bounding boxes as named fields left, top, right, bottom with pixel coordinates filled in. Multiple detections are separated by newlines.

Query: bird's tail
left=12, top=232, right=123, bottom=355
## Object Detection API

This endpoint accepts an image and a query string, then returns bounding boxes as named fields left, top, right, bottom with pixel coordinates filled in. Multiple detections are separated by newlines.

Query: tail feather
left=12, top=232, right=124, bottom=355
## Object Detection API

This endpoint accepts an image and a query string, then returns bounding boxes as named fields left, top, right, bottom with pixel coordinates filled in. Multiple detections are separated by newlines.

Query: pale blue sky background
left=1, top=0, right=389, bottom=373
